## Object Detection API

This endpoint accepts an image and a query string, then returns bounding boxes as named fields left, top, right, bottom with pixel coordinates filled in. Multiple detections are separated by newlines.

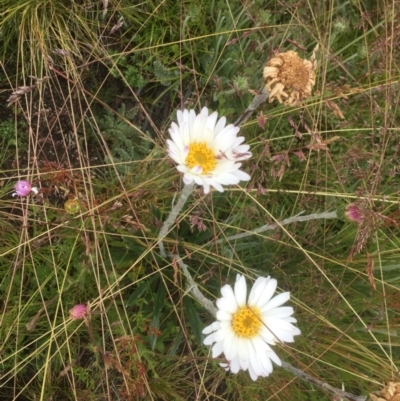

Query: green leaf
left=125, top=274, right=159, bottom=307
left=168, top=330, right=183, bottom=356
left=150, top=279, right=167, bottom=349
left=182, top=295, right=204, bottom=343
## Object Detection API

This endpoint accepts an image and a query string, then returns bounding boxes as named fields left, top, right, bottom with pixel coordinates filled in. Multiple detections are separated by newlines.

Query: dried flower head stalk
left=263, top=45, right=318, bottom=105
left=7, top=77, right=49, bottom=107
left=348, top=199, right=385, bottom=258
left=7, top=85, right=36, bottom=107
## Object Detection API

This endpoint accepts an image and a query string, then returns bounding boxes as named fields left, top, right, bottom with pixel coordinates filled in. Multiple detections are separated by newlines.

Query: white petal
left=182, top=175, right=193, bottom=185
left=231, top=169, right=251, bottom=181
left=203, top=333, right=216, bottom=345
left=220, top=284, right=238, bottom=309
left=248, top=277, right=269, bottom=306
left=261, top=292, right=290, bottom=312
left=206, top=111, right=218, bottom=132
left=202, top=127, right=215, bottom=145
left=179, top=120, right=189, bottom=145
left=239, top=357, right=249, bottom=371
left=188, top=109, right=197, bottom=137
left=193, top=175, right=204, bottom=186
left=219, top=362, right=230, bottom=371
left=259, top=352, right=273, bottom=374
left=283, top=316, right=298, bottom=324
left=219, top=315, right=231, bottom=325
left=169, top=125, right=185, bottom=148
left=191, top=165, right=203, bottom=175
left=233, top=144, right=251, bottom=154
left=259, top=326, right=277, bottom=345
left=264, top=327, right=294, bottom=343
left=202, top=181, right=210, bottom=194
left=214, top=124, right=239, bottom=141
left=176, top=109, right=184, bottom=125
left=213, top=131, right=238, bottom=152
left=213, top=159, right=237, bottom=173
left=248, top=364, right=259, bottom=381
left=251, top=335, right=272, bottom=353
left=292, top=326, right=302, bottom=336
left=248, top=277, right=277, bottom=308
left=214, top=115, right=227, bottom=134
left=202, top=321, right=220, bottom=335
left=249, top=277, right=276, bottom=308
left=230, top=136, right=245, bottom=148
left=224, top=331, right=238, bottom=360
left=216, top=296, right=237, bottom=314
left=248, top=353, right=262, bottom=381
left=207, top=178, right=224, bottom=193
left=212, top=328, right=230, bottom=342
left=264, top=306, right=294, bottom=318
left=216, top=309, right=233, bottom=322
left=211, top=341, right=224, bottom=358
left=177, top=164, right=189, bottom=173
left=236, top=337, right=250, bottom=361
left=200, top=106, right=209, bottom=117
left=192, top=113, right=208, bottom=142
left=167, top=141, right=185, bottom=164
left=267, top=348, right=282, bottom=366
left=234, top=275, right=247, bottom=307
left=229, top=356, right=240, bottom=374
left=261, top=317, right=300, bottom=342
left=213, top=172, right=240, bottom=185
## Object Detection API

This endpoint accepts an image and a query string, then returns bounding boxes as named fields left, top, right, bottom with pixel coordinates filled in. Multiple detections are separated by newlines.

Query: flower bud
left=69, top=304, right=87, bottom=319
left=12, top=180, right=38, bottom=197
left=64, top=199, right=81, bottom=214
left=346, top=203, right=363, bottom=223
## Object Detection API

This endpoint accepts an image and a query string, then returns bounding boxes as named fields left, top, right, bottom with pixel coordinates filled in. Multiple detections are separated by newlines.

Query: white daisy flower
left=202, top=274, right=301, bottom=381
left=167, top=107, right=251, bottom=194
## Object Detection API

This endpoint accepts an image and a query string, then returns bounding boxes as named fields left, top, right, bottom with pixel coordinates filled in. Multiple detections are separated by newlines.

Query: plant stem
left=216, top=210, right=337, bottom=243
left=234, top=87, right=270, bottom=126
left=171, top=253, right=218, bottom=317
left=158, top=182, right=194, bottom=258
left=281, top=361, right=367, bottom=401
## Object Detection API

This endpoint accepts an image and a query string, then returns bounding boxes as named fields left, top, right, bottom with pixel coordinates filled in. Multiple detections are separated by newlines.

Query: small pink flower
left=69, top=304, right=87, bottom=319
left=346, top=203, right=362, bottom=223
left=12, top=180, right=38, bottom=197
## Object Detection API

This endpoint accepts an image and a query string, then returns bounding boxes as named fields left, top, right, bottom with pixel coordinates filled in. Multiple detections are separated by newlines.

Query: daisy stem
left=281, top=361, right=367, bottom=401
left=234, top=87, right=269, bottom=127
left=215, top=210, right=337, bottom=243
left=158, top=182, right=195, bottom=258
left=158, top=182, right=216, bottom=314
left=171, top=253, right=218, bottom=317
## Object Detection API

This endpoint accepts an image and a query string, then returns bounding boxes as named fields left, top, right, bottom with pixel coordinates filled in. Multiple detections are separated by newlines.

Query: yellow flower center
left=231, top=306, right=262, bottom=338
left=185, top=142, right=216, bottom=174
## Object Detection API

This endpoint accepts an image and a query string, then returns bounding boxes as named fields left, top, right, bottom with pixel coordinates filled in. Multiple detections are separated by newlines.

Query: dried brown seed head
left=263, top=45, right=318, bottom=105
